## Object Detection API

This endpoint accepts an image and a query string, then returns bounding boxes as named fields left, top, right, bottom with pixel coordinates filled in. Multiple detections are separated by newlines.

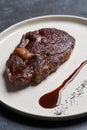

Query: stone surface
left=0, top=0, right=87, bottom=32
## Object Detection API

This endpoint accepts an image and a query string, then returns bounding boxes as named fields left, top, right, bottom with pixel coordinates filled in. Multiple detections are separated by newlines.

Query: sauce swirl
left=39, top=60, right=87, bottom=109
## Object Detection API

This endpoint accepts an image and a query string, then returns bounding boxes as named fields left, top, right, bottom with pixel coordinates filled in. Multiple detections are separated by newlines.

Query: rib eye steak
left=6, top=28, right=75, bottom=86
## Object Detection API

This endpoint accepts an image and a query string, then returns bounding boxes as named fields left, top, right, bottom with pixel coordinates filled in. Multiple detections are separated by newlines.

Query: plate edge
left=0, top=15, right=87, bottom=39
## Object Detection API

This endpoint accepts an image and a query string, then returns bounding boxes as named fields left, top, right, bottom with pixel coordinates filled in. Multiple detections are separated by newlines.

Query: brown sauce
left=39, top=60, right=87, bottom=109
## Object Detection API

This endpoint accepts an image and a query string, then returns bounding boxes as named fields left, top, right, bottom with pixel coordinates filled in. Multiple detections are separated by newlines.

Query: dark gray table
left=0, top=0, right=87, bottom=130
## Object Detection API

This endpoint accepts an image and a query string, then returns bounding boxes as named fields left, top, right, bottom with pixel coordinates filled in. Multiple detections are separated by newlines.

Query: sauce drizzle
left=39, top=60, right=87, bottom=109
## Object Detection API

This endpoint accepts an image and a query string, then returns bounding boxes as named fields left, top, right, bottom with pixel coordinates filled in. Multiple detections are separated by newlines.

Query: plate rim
left=0, top=14, right=87, bottom=36
left=1, top=101, right=87, bottom=121
left=0, top=15, right=87, bottom=120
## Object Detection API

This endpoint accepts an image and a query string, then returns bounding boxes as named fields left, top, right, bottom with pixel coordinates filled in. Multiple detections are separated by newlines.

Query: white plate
left=0, top=15, right=87, bottom=120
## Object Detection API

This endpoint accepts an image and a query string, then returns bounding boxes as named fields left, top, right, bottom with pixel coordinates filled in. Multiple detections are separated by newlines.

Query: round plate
left=0, top=15, right=87, bottom=120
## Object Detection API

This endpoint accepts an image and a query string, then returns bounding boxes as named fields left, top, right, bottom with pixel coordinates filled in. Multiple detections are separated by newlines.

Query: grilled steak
left=6, top=28, right=75, bottom=86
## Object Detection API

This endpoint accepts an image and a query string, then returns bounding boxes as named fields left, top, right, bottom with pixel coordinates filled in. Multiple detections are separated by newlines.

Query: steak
left=6, top=28, right=75, bottom=86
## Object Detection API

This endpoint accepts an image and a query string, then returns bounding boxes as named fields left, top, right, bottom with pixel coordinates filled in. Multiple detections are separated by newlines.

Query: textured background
left=0, top=0, right=87, bottom=32
left=0, top=0, right=87, bottom=130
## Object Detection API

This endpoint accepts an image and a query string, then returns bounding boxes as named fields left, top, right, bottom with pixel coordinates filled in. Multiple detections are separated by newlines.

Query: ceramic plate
left=0, top=15, right=87, bottom=120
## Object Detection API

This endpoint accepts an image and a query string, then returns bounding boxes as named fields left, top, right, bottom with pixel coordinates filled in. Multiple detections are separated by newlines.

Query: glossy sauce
left=39, top=60, right=87, bottom=109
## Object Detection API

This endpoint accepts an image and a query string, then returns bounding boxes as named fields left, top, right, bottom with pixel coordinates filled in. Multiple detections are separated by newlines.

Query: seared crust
left=6, top=28, right=75, bottom=86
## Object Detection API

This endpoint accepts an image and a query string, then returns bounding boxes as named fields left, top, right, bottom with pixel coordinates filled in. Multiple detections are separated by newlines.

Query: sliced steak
left=6, top=28, right=75, bottom=86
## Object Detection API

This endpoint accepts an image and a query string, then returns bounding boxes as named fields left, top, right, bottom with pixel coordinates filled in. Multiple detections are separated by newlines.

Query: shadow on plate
left=0, top=104, right=87, bottom=128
